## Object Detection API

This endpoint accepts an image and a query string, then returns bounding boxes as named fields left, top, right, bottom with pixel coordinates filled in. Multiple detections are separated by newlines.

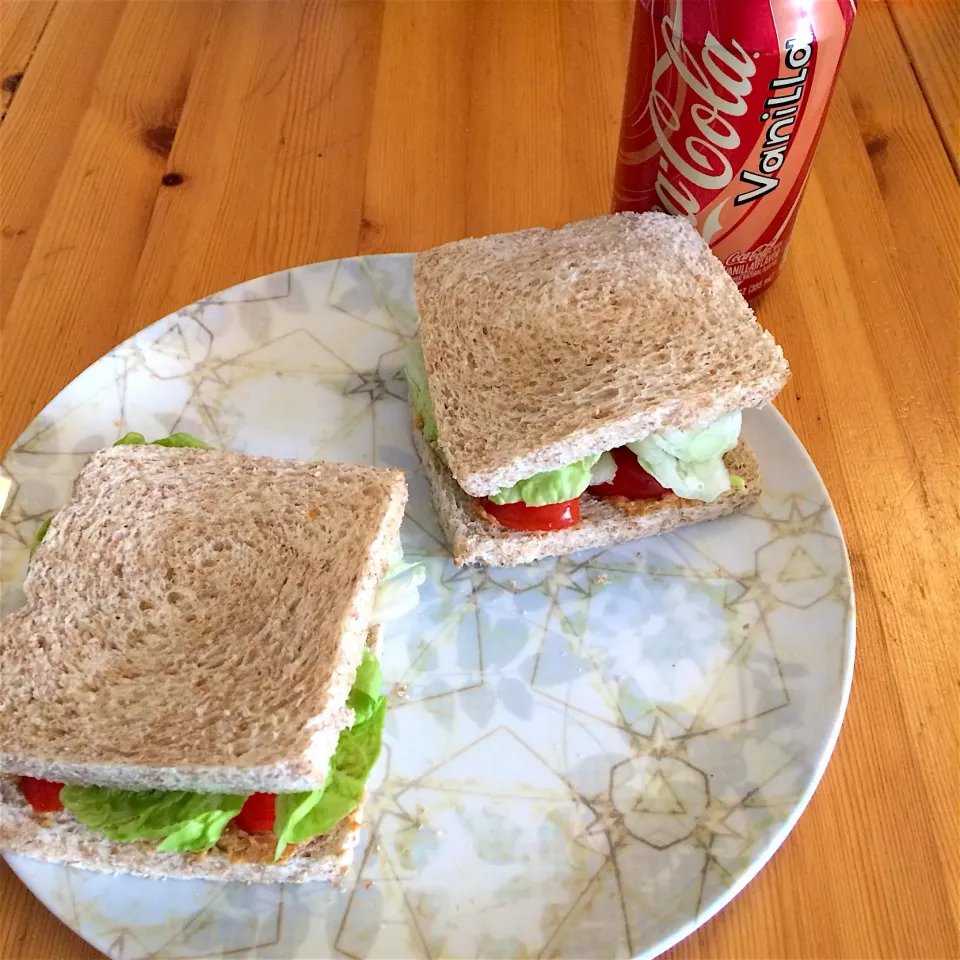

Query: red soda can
left=612, top=0, right=857, bottom=299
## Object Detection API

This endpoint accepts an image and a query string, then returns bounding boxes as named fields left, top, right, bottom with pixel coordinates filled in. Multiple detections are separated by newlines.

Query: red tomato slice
left=20, top=777, right=64, bottom=813
left=587, top=447, right=668, bottom=500
left=234, top=793, right=276, bottom=834
left=478, top=497, right=580, bottom=532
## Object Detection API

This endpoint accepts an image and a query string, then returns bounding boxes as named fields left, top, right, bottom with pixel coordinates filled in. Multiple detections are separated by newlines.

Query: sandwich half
left=408, top=212, right=790, bottom=567
left=0, top=435, right=423, bottom=882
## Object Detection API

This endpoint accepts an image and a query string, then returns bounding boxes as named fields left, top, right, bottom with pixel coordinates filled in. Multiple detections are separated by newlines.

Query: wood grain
left=1, top=2, right=958, bottom=958
left=0, top=1, right=123, bottom=321
left=0, top=0, right=55, bottom=121
left=128, top=0, right=386, bottom=328
left=888, top=0, right=960, bottom=174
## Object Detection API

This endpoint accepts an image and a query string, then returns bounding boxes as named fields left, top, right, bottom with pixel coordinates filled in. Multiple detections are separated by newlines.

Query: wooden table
left=2, top=1, right=958, bottom=957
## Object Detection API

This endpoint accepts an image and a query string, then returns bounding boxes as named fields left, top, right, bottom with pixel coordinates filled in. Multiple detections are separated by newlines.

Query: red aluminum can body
left=612, top=0, right=857, bottom=299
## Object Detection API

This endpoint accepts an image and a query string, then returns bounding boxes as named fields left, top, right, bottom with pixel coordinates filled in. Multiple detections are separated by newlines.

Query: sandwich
left=0, top=432, right=424, bottom=882
left=407, top=212, right=790, bottom=567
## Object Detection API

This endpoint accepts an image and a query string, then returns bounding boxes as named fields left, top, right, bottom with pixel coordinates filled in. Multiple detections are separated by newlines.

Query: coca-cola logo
left=649, top=5, right=757, bottom=231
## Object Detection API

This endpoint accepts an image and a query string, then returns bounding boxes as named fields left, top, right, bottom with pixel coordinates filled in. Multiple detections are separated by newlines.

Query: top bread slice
left=414, top=212, right=789, bottom=497
left=0, top=446, right=407, bottom=794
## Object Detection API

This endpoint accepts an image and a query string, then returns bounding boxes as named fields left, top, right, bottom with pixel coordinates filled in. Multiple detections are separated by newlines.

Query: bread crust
left=414, top=212, right=789, bottom=496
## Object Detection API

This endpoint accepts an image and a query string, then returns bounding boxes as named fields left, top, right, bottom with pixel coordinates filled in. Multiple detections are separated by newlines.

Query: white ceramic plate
left=1, top=255, right=854, bottom=960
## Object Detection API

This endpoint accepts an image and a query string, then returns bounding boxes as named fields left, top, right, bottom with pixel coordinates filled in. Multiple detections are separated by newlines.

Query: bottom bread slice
left=412, top=417, right=762, bottom=567
left=0, top=775, right=363, bottom=883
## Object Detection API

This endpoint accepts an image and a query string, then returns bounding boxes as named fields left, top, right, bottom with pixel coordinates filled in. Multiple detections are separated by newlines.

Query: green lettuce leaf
left=60, top=786, right=245, bottom=853
left=158, top=808, right=245, bottom=852
left=151, top=433, right=214, bottom=449
left=489, top=453, right=602, bottom=507
left=33, top=517, right=52, bottom=547
left=347, top=646, right=384, bottom=723
left=113, top=431, right=212, bottom=449
left=373, top=542, right=425, bottom=625
left=405, top=342, right=439, bottom=444
left=626, top=412, right=742, bottom=502
left=114, top=432, right=147, bottom=446
left=384, top=540, right=417, bottom=580
left=274, top=696, right=387, bottom=860
left=590, top=451, right=617, bottom=487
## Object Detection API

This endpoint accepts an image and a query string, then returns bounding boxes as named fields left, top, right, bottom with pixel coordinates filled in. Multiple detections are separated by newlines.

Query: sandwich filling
left=20, top=433, right=425, bottom=863
left=407, top=344, right=746, bottom=532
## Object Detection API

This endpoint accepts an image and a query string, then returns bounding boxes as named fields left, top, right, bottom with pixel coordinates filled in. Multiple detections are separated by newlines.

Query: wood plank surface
left=0, top=0, right=55, bottom=121
left=888, top=0, right=960, bottom=173
left=1, top=2, right=958, bottom=959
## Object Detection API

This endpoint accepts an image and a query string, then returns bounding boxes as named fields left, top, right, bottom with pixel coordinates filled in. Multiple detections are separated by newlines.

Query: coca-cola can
left=612, top=0, right=857, bottom=299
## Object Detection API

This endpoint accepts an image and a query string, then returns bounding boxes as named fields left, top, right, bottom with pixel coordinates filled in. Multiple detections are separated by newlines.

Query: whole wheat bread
left=0, top=446, right=406, bottom=794
left=414, top=212, right=789, bottom=497
left=411, top=412, right=760, bottom=567
left=0, top=626, right=386, bottom=883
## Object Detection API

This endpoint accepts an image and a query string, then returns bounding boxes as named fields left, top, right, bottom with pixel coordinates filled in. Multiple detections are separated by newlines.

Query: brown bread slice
left=414, top=212, right=789, bottom=497
left=412, top=416, right=760, bottom=567
left=0, top=447, right=406, bottom=794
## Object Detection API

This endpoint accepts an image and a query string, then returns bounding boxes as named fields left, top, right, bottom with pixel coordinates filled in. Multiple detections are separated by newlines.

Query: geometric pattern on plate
left=1, top=254, right=854, bottom=960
